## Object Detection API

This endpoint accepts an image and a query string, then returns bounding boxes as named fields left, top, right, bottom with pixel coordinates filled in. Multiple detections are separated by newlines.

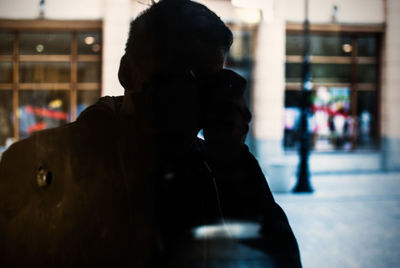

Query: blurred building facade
left=0, top=0, right=399, bottom=172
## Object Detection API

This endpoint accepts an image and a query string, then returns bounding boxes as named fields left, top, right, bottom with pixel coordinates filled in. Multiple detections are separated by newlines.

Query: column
left=381, top=0, right=400, bottom=170
left=102, top=0, right=131, bottom=96
left=253, top=11, right=286, bottom=166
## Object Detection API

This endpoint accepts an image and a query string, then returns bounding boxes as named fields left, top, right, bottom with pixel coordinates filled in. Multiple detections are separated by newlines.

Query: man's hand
left=201, top=69, right=251, bottom=162
left=149, top=72, right=202, bottom=168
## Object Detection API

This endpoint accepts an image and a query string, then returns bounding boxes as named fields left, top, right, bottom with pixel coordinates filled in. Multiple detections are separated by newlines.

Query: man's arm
left=201, top=69, right=301, bottom=267
left=205, top=145, right=302, bottom=267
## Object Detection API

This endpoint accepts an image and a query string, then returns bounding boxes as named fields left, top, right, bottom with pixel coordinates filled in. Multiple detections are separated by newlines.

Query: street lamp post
left=293, top=0, right=313, bottom=193
left=39, top=0, right=45, bottom=18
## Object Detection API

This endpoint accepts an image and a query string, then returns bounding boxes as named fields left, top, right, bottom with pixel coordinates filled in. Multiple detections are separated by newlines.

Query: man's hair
left=125, top=0, right=233, bottom=72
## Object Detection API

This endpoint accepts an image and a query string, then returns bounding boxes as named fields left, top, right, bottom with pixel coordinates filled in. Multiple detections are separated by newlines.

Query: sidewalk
left=274, top=172, right=400, bottom=268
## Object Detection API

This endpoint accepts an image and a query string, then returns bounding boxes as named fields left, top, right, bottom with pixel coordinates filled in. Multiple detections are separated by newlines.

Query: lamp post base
left=293, top=181, right=314, bottom=193
left=293, top=160, right=313, bottom=193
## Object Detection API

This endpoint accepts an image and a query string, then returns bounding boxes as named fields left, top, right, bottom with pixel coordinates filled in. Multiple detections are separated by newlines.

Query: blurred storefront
left=0, top=22, right=102, bottom=142
left=0, top=0, right=399, bottom=172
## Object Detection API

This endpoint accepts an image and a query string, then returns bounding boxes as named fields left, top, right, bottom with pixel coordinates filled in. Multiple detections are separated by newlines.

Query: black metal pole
left=293, top=0, right=313, bottom=193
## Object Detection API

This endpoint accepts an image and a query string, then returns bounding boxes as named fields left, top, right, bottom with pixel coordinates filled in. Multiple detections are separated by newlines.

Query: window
left=0, top=20, right=102, bottom=148
left=225, top=23, right=257, bottom=150
left=226, top=24, right=256, bottom=95
left=284, top=26, right=381, bottom=151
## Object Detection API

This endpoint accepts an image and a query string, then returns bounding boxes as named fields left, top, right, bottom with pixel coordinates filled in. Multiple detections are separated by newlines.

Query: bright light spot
left=193, top=222, right=261, bottom=240
left=343, top=43, right=352, bottom=53
left=84, top=36, right=95, bottom=45
left=5, top=137, right=14, bottom=147
left=304, top=81, right=313, bottom=91
left=49, top=99, right=62, bottom=109
left=36, top=44, right=44, bottom=53
left=92, top=44, right=101, bottom=53
left=197, top=129, right=205, bottom=140
left=234, top=7, right=262, bottom=24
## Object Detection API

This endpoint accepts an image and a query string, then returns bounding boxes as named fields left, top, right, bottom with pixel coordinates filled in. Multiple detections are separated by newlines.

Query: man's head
left=118, top=0, right=233, bottom=92
left=118, top=0, right=236, bottom=161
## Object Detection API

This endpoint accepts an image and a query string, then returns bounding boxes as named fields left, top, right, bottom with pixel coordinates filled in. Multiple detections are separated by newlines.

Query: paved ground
left=274, top=172, right=400, bottom=268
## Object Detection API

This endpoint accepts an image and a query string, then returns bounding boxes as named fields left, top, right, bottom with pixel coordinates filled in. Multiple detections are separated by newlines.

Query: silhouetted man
left=0, top=0, right=301, bottom=267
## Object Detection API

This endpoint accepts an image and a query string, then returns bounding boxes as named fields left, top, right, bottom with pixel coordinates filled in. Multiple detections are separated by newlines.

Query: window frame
left=0, top=19, right=102, bottom=142
left=284, top=23, right=384, bottom=151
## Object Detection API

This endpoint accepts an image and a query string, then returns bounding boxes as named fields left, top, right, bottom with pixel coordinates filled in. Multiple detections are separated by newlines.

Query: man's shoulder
left=0, top=96, right=124, bottom=184
left=2, top=95, right=123, bottom=154
left=77, top=95, right=123, bottom=123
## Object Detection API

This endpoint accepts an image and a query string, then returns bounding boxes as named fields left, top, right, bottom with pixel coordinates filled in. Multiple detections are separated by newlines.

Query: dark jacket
left=0, top=96, right=301, bottom=267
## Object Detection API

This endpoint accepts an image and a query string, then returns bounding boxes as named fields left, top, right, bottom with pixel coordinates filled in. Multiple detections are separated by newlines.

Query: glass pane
left=357, top=91, right=377, bottom=148
left=230, top=31, right=249, bottom=61
left=310, top=35, right=352, bottom=56
left=78, top=32, right=102, bottom=55
left=286, top=34, right=303, bottom=56
left=284, top=90, right=301, bottom=107
left=286, top=63, right=351, bottom=83
left=19, top=32, right=71, bottom=55
left=310, top=87, right=353, bottom=150
left=286, top=34, right=352, bottom=56
left=311, top=64, right=351, bottom=83
left=77, top=90, right=100, bottom=116
left=18, top=90, right=70, bottom=139
left=0, top=62, right=13, bottom=83
left=357, top=64, right=377, bottom=83
left=357, top=36, right=377, bottom=57
left=285, top=63, right=302, bottom=82
left=78, top=62, right=100, bottom=82
left=0, top=32, right=14, bottom=55
left=19, top=62, right=70, bottom=83
left=227, top=29, right=252, bottom=68
left=0, top=90, right=14, bottom=147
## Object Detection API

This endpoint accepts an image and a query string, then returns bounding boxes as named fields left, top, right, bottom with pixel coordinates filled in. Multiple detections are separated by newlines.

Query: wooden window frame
left=0, top=19, right=102, bottom=142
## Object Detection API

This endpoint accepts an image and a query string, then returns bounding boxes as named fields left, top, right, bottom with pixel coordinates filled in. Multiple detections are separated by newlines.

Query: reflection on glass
left=0, top=62, right=13, bottom=83
left=357, top=36, right=377, bottom=57
left=77, top=62, right=100, bottom=83
left=19, top=62, right=70, bottom=83
left=78, top=32, right=102, bottom=55
left=357, top=91, right=377, bottom=148
left=0, top=32, right=14, bottom=55
left=0, top=91, right=13, bottom=147
left=77, top=90, right=100, bottom=116
left=357, top=64, right=377, bottom=83
left=19, top=33, right=71, bottom=55
left=18, top=90, right=70, bottom=139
